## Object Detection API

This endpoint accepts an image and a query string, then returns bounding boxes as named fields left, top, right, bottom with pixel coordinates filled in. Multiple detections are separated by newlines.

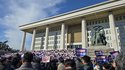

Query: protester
left=102, top=63, right=111, bottom=70
left=57, top=57, right=65, bottom=70
left=115, top=52, right=125, bottom=70
left=0, top=57, right=5, bottom=70
left=80, top=55, right=93, bottom=70
left=32, top=56, right=42, bottom=70
left=64, top=59, right=76, bottom=70
left=0, top=49, right=124, bottom=70
left=93, top=63, right=100, bottom=70
left=16, top=52, right=34, bottom=70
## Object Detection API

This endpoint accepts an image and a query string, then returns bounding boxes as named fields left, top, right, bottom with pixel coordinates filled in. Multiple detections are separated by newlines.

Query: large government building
left=19, top=0, right=125, bottom=52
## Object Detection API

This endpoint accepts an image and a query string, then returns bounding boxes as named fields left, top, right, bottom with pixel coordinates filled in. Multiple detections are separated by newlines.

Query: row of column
left=20, top=23, right=66, bottom=51
left=20, top=12, right=119, bottom=51
left=81, top=11, right=119, bottom=50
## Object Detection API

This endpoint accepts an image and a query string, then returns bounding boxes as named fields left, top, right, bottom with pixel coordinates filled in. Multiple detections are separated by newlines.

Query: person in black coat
left=32, top=56, right=42, bottom=70
left=16, top=52, right=34, bottom=70
left=80, top=55, right=93, bottom=70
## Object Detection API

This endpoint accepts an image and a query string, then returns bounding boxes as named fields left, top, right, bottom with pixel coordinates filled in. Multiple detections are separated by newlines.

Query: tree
left=0, top=40, right=9, bottom=50
left=0, top=40, right=19, bottom=52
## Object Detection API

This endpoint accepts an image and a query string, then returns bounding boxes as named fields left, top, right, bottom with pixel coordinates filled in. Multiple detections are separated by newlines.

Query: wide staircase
left=87, top=46, right=114, bottom=60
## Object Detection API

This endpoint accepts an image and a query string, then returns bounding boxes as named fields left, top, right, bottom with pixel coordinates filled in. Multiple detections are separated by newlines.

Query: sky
left=0, top=0, right=106, bottom=50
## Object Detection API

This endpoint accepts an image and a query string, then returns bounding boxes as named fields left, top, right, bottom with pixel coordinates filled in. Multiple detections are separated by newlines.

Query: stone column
left=109, top=11, right=119, bottom=51
left=20, top=31, right=26, bottom=51
left=65, top=26, right=68, bottom=49
left=60, top=23, right=65, bottom=49
left=31, top=29, right=36, bottom=51
left=82, top=19, right=88, bottom=48
left=44, top=27, right=49, bottom=50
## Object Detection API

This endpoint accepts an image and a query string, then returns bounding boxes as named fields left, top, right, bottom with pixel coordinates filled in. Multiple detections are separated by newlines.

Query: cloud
left=0, top=0, right=65, bottom=50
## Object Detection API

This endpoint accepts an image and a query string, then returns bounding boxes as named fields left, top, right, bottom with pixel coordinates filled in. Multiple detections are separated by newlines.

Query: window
left=55, top=32, right=58, bottom=35
left=95, top=21, right=97, bottom=24
left=123, top=16, right=125, bottom=19
left=35, top=43, right=41, bottom=46
left=110, top=36, right=111, bottom=40
left=58, top=36, right=60, bottom=39
left=49, top=41, right=54, bottom=44
left=90, top=32, right=92, bottom=36
left=34, top=47, right=40, bottom=49
left=107, top=36, right=109, bottom=40
left=58, top=41, right=60, bottom=44
left=48, top=41, right=50, bottom=44
left=43, top=38, right=45, bottom=40
left=35, top=39, right=41, bottom=41
left=104, top=19, right=108, bottom=23
left=88, top=38, right=89, bottom=42
left=49, top=37, right=52, bottom=40
left=106, top=30, right=108, bottom=34
left=110, top=43, right=112, bottom=47
left=42, top=42, right=44, bottom=45
left=87, top=22, right=89, bottom=25
left=92, top=21, right=94, bottom=25
left=117, top=29, right=119, bottom=33
left=119, top=16, right=122, bottom=20
left=102, top=20, right=104, bottom=23
left=89, top=22, right=92, bottom=25
left=115, top=17, right=118, bottom=21
left=55, top=41, right=57, bottom=44
left=87, top=32, right=89, bottom=36
left=98, top=20, right=101, bottom=24
left=109, top=30, right=111, bottom=34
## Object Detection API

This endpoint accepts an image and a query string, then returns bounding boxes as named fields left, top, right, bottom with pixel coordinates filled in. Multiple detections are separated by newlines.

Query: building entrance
left=67, top=45, right=82, bottom=49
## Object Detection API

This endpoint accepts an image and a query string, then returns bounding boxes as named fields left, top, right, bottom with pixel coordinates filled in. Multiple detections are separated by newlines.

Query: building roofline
left=20, top=0, right=125, bottom=31
left=19, top=0, right=114, bottom=27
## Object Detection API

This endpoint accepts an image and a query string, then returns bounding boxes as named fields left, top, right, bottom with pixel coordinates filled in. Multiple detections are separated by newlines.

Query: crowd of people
left=0, top=49, right=125, bottom=70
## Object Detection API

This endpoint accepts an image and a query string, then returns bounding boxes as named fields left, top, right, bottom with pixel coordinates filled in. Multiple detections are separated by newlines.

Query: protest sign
left=95, top=50, right=103, bottom=56
left=110, top=51, right=119, bottom=59
left=75, top=48, right=87, bottom=57
left=95, top=55, right=107, bottom=63
left=42, top=56, right=50, bottom=63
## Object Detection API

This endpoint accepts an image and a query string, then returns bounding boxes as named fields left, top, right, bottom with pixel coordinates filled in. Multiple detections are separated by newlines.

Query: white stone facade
left=33, top=15, right=125, bottom=51
left=19, top=0, right=125, bottom=51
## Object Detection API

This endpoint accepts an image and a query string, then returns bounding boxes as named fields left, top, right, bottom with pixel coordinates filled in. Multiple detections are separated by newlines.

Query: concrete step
left=86, top=46, right=114, bottom=60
